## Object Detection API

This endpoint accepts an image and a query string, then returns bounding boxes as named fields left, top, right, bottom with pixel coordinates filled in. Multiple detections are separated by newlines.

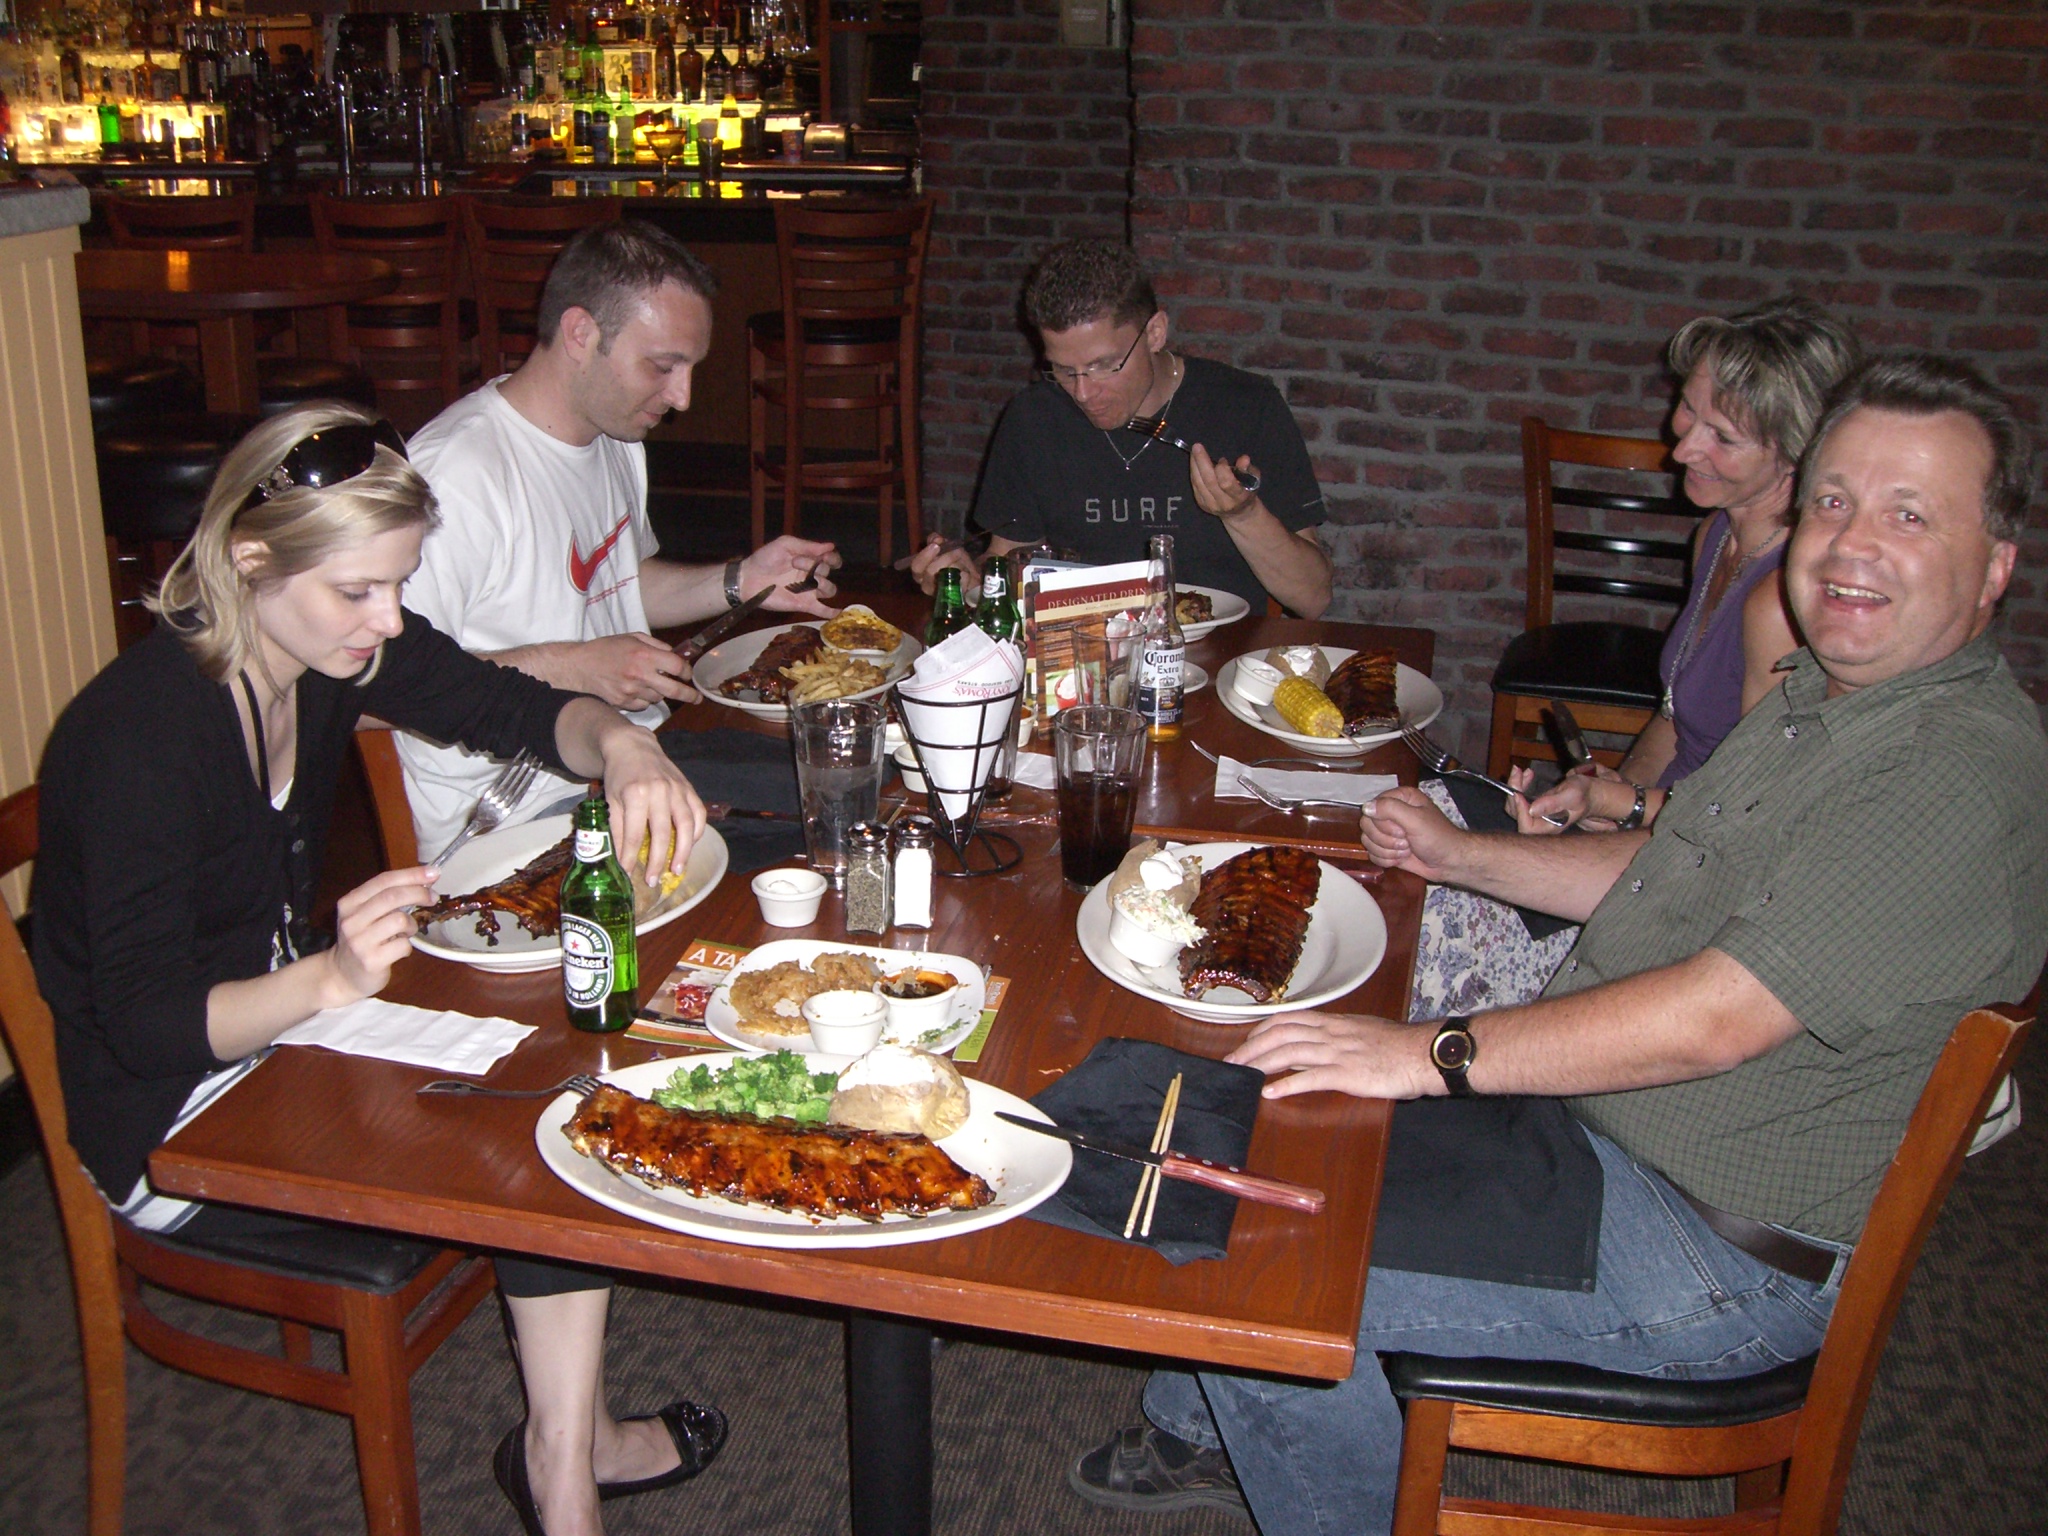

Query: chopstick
left=1124, top=1072, right=1184, bottom=1240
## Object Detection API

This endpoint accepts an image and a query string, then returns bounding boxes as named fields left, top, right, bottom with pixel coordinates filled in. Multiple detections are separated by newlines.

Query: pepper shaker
left=892, top=817, right=935, bottom=930
left=843, top=821, right=893, bottom=937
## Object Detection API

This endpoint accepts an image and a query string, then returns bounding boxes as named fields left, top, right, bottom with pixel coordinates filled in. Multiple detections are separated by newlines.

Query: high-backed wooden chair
left=1488, top=418, right=1698, bottom=777
left=461, top=197, right=623, bottom=380
left=748, top=195, right=932, bottom=564
left=310, top=194, right=466, bottom=423
left=0, top=784, right=492, bottom=1536
left=104, top=192, right=259, bottom=360
left=1385, top=1001, right=2033, bottom=1536
left=353, top=725, right=421, bottom=869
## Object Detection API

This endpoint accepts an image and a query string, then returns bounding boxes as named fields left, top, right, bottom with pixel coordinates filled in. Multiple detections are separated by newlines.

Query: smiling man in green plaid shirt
left=1072, top=354, right=2048, bottom=1535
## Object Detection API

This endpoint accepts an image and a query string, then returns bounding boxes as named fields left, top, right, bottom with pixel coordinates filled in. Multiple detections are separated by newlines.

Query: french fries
left=780, top=653, right=889, bottom=705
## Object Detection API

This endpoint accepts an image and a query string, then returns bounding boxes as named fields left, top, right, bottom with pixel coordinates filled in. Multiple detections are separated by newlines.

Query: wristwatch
left=1615, top=782, right=1648, bottom=831
left=723, top=557, right=744, bottom=609
left=1430, top=1017, right=1477, bottom=1098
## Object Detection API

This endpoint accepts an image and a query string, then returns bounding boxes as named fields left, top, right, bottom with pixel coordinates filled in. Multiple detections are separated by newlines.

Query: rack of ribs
left=414, top=836, right=573, bottom=946
left=1179, top=845, right=1322, bottom=1003
left=716, top=626, right=824, bottom=705
left=1326, top=648, right=1402, bottom=734
left=564, top=1085, right=995, bottom=1220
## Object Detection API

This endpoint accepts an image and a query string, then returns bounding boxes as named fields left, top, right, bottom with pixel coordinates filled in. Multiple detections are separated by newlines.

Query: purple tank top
left=1656, top=511, right=1786, bottom=788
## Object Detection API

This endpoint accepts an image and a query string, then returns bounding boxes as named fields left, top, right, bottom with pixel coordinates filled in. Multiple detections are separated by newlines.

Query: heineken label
left=573, top=827, right=611, bottom=861
left=560, top=913, right=616, bottom=1007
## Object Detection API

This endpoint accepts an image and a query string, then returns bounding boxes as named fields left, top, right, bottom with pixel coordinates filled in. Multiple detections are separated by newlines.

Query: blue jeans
left=1142, top=1131, right=1846, bottom=1536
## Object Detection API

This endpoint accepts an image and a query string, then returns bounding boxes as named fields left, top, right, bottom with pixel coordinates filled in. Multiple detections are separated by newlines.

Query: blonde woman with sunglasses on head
left=34, top=402, right=725, bottom=1536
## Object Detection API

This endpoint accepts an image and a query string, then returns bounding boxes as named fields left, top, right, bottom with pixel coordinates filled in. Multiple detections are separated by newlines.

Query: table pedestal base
left=846, top=1312, right=933, bottom=1536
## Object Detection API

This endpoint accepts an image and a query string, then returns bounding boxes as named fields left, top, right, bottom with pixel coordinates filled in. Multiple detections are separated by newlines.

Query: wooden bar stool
left=104, top=192, right=258, bottom=359
left=311, top=194, right=466, bottom=429
left=460, top=196, right=623, bottom=380
left=748, top=195, right=932, bottom=565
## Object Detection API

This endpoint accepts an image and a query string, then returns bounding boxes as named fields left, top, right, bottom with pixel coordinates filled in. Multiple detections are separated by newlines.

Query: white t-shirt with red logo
left=399, top=380, right=665, bottom=854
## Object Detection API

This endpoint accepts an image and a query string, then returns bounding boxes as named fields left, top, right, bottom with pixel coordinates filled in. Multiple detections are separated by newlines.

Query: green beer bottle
left=559, top=796, right=639, bottom=1033
left=924, top=566, right=972, bottom=646
left=974, top=554, right=1022, bottom=644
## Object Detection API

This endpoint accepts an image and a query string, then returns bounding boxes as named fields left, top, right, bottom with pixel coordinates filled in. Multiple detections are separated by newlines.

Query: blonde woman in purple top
left=1404, top=297, right=1858, bottom=1020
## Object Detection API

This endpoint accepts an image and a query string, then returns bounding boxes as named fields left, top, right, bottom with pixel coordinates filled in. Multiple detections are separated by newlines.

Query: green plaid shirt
left=1556, top=629, right=2048, bottom=1244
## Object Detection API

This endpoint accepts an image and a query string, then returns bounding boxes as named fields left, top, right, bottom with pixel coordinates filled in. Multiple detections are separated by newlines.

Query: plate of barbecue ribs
left=534, top=1055, right=1072, bottom=1249
left=410, top=813, right=730, bottom=973
left=1216, top=645, right=1444, bottom=756
left=1076, top=842, right=1388, bottom=1024
left=694, top=621, right=924, bottom=720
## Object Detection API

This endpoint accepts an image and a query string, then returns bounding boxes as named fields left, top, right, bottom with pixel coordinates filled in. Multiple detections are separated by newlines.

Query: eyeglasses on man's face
left=1038, top=329, right=1145, bottom=389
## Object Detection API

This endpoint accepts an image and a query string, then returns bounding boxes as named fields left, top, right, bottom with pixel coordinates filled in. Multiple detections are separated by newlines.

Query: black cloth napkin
left=659, top=728, right=808, bottom=874
left=1372, top=1095, right=1602, bottom=1291
left=1439, top=776, right=1578, bottom=943
left=1028, top=1038, right=1265, bottom=1266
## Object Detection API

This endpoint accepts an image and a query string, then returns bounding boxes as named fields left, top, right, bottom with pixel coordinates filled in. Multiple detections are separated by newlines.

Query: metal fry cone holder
left=888, top=681, right=1025, bottom=878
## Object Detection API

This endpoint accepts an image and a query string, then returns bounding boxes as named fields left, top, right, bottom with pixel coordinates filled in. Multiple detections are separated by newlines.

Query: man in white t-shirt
left=400, top=221, right=839, bottom=856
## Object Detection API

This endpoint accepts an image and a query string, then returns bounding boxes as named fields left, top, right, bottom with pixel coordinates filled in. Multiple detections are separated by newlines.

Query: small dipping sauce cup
left=874, top=966, right=961, bottom=1039
left=803, top=989, right=888, bottom=1054
left=752, top=867, right=827, bottom=927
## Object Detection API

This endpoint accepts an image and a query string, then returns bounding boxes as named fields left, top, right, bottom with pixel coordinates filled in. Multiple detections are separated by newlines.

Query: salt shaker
left=892, top=817, right=936, bottom=930
left=843, top=821, right=893, bottom=936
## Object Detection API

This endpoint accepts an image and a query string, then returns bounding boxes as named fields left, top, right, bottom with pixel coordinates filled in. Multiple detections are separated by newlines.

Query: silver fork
left=416, top=1072, right=606, bottom=1100
left=427, top=750, right=541, bottom=868
left=1189, top=739, right=1364, bottom=816
left=1123, top=415, right=1262, bottom=493
left=1399, top=725, right=1568, bottom=827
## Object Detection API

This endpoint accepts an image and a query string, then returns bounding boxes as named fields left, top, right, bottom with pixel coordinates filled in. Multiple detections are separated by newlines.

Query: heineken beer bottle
left=559, top=795, right=638, bottom=1032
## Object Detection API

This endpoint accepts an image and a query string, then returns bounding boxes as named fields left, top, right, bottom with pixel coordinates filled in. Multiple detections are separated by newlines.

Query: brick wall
left=1113, top=0, right=2048, bottom=752
left=918, top=0, right=1134, bottom=524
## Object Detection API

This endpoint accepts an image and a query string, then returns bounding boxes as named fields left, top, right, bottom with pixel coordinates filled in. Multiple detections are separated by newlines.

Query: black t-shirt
left=970, top=356, right=1327, bottom=611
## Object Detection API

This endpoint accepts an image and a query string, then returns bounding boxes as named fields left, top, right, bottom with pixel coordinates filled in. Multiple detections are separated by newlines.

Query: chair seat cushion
left=147, top=1204, right=450, bottom=1295
left=1381, top=1350, right=1816, bottom=1429
left=747, top=309, right=902, bottom=350
left=255, top=357, right=378, bottom=414
left=95, top=413, right=257, bottom=543
left=88, top=356, right=203, bottom=425
left=1493, top=621, right=1667, bottom=710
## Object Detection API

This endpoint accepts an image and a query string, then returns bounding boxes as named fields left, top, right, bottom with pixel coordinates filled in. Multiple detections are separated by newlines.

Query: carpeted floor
left=3, top=1025, right=2044, bottom=1535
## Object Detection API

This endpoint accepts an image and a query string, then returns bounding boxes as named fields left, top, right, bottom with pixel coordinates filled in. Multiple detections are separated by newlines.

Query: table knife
left=677, top=586, right=772, bottom=660
left=703, top=802, right=802, bottom=822
left=995, top=1112, right=1327, bottom=1213
left=1549, top=700, right=1594, bottom=770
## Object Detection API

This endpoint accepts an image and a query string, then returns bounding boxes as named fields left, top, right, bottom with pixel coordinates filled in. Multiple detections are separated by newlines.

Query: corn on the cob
left=1272, top=675, right=1343, bottom=737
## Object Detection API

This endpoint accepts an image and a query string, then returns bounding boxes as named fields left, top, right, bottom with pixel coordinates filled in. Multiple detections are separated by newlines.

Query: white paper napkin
left=1011, top=752, right=1058, bottom=791
left=272, top=998, right=535, bottom=1076
left=1212, top=756, right=1398, bottom=809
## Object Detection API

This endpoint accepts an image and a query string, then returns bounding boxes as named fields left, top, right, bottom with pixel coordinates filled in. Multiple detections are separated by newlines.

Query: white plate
left=410, top=814, right=728, bottom=974
left=1177, top=585, right=1252, bottom=642
left=1184, top=662, right=1210, bottom=695
left=534, top=1055, right=1071, bottom=1250
left=1216, top=648, right=1443, bottom=756
left=694, top=622, right=923, bottom=721
left=1077, top=841, right=1387, bottom=1023
left=703, top=938, right=988, bottom=1055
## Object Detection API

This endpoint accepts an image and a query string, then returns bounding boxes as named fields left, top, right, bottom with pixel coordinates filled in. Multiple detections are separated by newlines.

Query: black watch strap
left=723, top=558, right=745, bottom=608
left=1431, top=1016, right=1477, bottom=1098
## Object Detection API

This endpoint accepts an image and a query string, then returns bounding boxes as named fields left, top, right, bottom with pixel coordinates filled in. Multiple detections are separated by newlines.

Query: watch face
left=1433, top=1028, right=1474, bottom=1072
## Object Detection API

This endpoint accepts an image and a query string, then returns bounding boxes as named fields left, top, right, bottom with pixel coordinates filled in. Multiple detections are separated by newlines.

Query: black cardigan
left=34, top=612, right=582, bottom=1200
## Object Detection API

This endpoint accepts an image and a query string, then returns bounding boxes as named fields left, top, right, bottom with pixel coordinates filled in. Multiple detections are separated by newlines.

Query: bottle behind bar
left=1135, top=533, right=1186, bottom=740
left=924, top=566, right=971, bottom=647
left=560, top=796, right=639, bottom=1032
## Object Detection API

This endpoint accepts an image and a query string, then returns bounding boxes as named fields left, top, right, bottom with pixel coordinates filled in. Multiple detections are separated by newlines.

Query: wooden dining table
left=73, top=249, right=399, bottom=416
left=150, top=586, right=1438, bottom=1536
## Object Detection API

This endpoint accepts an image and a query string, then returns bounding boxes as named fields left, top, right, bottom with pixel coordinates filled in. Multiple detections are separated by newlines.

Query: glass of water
left=790, top=697, right=889, bottom=888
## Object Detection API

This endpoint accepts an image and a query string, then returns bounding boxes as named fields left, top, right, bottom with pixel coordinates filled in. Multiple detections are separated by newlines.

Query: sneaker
left=1068, top=1424, right=1246, bottom=1515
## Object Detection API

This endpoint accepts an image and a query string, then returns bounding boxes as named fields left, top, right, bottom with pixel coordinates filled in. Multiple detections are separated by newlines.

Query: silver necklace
left=1101, top=354, right=1183, bottom=471
left=1660, top=521, right=1786, bottom=718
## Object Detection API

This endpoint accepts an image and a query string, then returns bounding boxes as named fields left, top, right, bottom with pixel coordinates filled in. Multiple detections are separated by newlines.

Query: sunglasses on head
left=239, top=420, right=409, bottom=513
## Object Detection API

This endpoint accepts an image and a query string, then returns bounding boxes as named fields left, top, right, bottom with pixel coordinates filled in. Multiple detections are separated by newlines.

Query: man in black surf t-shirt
left=912, top=242, right=1332, bottom=617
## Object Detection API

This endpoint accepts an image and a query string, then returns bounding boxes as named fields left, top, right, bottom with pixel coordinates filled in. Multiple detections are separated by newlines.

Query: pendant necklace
left=1660, top=521, right=1786, bottom=718
left=1102, top=353, right=1183, bottom=471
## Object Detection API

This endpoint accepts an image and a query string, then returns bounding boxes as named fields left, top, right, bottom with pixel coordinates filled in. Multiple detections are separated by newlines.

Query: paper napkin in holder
left=894, top=629, right=1025, bottom=826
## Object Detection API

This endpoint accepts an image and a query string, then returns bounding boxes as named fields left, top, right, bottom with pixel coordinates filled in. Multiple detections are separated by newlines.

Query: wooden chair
left=104, top=192, right=259, bottom=360
left=461, top=197, right=623, bottom=380
left=1487, top=418, right=1698, bottom=778
left=310, top=194, right=466, bottom=423
left=1385, top=1000, right=2034, bottom=1536
left=748, top=195, right=932, bottom=565
left=0, top=783, right=493, bottom=1536
left=353, top=725, right=421, bottom=870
